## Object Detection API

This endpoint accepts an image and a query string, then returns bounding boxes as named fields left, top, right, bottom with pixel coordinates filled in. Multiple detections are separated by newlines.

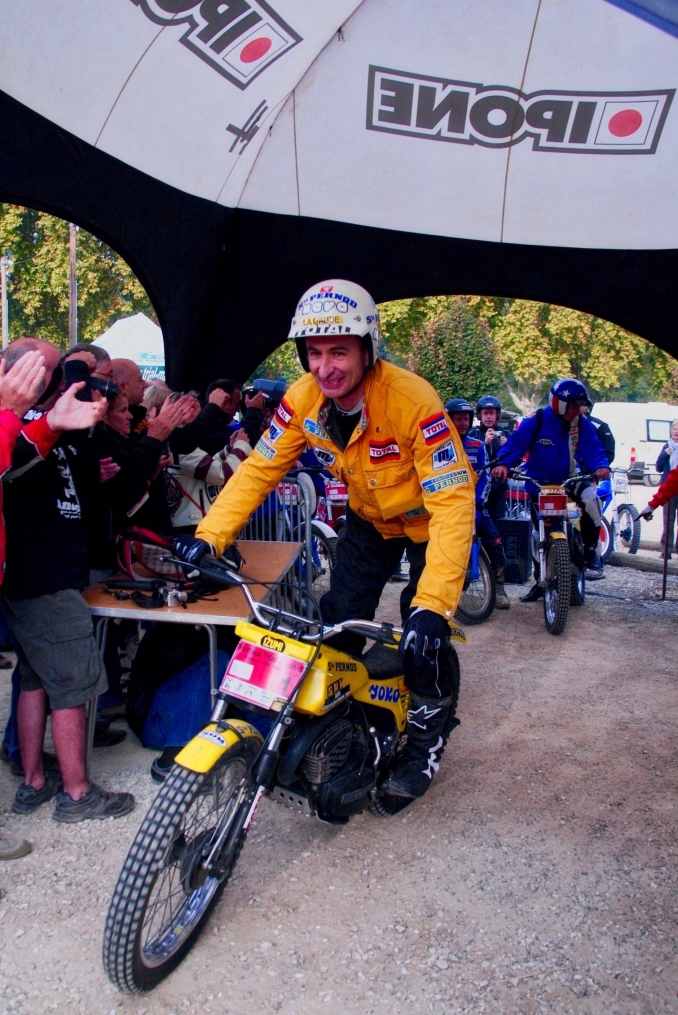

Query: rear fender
left=174, top=720, right=263, bottom=774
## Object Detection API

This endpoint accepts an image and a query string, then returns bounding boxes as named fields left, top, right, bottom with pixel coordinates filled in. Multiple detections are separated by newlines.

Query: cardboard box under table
left=82, top=540, right=300, bottom=774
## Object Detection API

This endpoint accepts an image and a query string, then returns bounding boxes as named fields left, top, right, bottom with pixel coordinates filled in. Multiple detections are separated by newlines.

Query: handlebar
left=501, top=469, right=602, bottom=489
left=162, top=556, right=402, bottom=647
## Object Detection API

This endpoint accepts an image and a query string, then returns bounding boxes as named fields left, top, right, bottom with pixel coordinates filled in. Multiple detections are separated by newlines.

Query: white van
left=591, top=401, right=678, bottom=486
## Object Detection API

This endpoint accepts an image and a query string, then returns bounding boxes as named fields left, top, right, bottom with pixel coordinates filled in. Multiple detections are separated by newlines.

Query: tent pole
left=68, top=223, right=78, bottom=348
left=1, top=255, right=8, bottom=350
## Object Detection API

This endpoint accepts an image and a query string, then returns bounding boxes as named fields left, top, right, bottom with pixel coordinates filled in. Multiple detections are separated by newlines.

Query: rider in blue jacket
left=492, top=379, right=610, bottom=601
left=445, top=399, right=510, bottom=609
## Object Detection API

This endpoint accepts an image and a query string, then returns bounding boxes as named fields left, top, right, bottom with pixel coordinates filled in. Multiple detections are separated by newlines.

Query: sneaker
left=53, top=782, right=135, bottom=823
left=150, top=746, right=181, bottom=784
left=0, top=837, right=32, bottom=860
left=12, top=770, right=63, bottom=814
left=93, top=721, right=127, bottom=748
left=2, top=741, right=60, bottom=779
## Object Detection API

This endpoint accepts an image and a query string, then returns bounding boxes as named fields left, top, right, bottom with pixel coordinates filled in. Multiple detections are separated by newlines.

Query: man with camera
left=2, top=338, right=135, bottom=823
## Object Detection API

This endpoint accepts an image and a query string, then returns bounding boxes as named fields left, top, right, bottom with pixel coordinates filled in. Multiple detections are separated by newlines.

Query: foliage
left=0, top=205, right=155, bottom=351
left=378, top=294, right=678, bottom=412
left=249, top=340, right=304, bottom=386
left=404, top=297, right=500, bottom=405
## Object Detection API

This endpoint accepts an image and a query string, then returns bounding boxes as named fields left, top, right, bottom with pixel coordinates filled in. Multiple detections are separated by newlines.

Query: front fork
left=535, top=518, right=565, bottom=587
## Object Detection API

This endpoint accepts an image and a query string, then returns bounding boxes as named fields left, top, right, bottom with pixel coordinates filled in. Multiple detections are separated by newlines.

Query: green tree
left=249, top=340, right=304, bottom=385
left=0, top=204, right=155, bottom=350
left=492, top=299, right=663, bottom=411
left=405, top=297, right=500, bottom=404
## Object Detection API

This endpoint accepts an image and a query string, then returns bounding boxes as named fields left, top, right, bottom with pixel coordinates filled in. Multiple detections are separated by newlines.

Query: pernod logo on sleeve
left=366, top=66, right=674, bottom=154
left=131, top=0, right=301, bottom=90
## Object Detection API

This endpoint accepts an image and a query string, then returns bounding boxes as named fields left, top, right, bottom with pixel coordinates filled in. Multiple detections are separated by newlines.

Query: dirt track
left=1, top=570, right=677, bottom=1015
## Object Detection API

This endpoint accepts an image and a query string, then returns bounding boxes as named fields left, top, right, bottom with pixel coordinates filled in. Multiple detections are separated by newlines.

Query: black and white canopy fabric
left=0, top=0, right=676, bottom=385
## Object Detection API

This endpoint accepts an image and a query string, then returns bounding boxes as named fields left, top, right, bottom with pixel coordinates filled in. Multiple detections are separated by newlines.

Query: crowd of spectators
left=0, top=337, right=271, bottom=859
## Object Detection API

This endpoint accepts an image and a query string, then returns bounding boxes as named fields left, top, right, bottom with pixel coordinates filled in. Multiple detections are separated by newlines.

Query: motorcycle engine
left=301, top=717, right=376, bottom=819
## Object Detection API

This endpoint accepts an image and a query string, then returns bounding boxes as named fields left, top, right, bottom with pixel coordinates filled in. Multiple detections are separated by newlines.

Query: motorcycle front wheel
left=103, top=737, right=260, bottom=993
left=543, top=537, right=571, bottom=635
left=615, top=503, right=641, bottom=554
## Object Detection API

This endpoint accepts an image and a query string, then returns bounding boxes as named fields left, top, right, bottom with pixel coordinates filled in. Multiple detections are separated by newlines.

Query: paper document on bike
left=220, top=640, right=306, bottom=711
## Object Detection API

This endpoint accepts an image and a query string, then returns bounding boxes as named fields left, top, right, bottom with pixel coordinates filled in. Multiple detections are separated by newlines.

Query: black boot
left=520, top=583, right=543, bottom=602
left=494, top=566, right=510, bottom=609
left=385, top=692, right=452, bottom=799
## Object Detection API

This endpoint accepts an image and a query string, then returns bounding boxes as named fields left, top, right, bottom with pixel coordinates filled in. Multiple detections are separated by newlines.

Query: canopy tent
left=0, top=0, right=676, bottom=388
left=93, top=312, right=165, bottom=381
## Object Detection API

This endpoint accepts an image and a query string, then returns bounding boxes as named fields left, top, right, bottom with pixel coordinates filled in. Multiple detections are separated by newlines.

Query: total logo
left=131, top=0, right=301, bottom=90
left=367, top=66, right=674, bottom=154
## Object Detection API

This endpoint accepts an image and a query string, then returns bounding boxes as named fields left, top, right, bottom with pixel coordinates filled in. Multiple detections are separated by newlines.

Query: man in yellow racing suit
left=175, top=280, right=474, bottom=799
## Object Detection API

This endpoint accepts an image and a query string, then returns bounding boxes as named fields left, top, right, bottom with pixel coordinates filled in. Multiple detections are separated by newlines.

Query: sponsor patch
left=303, top=418, right=331, bottom=441
left=255, top=438, right=277, bottom=461
left=405, top=506, right=429, bottom=519
left=421, top=468, right=470, bottom=495
left=420, top=413, right=451, bottom=445
left=314, top=447, right=336, bottom=468
left=369, top=438, right=400, bottom=461
left=432, top=439, right=458, bottom=471
left=267, top=420, right=283, bottom=443
left=275, top=397, right=293, bottom=427
left=199, top=730, right=227, bottom=747
left=368, top=684, right=401, bottom=703
left=538, top=438, right=554, bottom=445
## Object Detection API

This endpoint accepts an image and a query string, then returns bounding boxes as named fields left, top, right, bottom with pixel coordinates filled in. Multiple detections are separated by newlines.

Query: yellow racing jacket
left=196, top=359, right=475, bottom=619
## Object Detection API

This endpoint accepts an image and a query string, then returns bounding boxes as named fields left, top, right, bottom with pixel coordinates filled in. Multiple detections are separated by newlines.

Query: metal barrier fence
left=239, top=473, right=316, bottom=618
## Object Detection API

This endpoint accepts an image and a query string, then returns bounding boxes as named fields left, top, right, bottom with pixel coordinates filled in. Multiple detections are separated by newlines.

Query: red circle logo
left=240, top=37, right=273, bottom=63
left=608, top=109, right=643, bottom=137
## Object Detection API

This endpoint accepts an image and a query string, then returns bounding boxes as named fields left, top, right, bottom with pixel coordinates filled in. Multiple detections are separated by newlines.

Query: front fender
left=174, top=720, right=263, bottom=774
left=311, top=519, right=337, bottom=542
left=549, top=530, right=567, bottom=540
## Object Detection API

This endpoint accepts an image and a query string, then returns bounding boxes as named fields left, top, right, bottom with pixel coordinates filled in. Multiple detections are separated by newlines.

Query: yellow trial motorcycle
left=103, top=556, right=465, bottom=993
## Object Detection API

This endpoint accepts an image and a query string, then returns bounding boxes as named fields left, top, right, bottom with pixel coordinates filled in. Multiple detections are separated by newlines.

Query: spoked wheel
left=570, top=565, right=586, bottom=606
left=615, top=503, right=641, bottom=554
left=599, top=517, right=613, bottom=563
left=543, top=538, right=571, bottom=635
left=310, top=525, right=337, bottom=600
left=103, top=737, right=260, bottom=993
left=455, top=547, right=496, bottom=625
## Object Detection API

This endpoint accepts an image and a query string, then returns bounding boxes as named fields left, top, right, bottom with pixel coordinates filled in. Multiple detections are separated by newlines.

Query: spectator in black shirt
left=2, top=338, right=135, bottom=823
left=169, top=378, right=241, bottom=457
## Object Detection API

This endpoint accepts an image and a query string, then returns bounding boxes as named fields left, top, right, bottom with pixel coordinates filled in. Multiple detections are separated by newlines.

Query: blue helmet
left=549, top=378, right=589, bottom=416
left=475, top=394, right=502, bottom=415
left=445, top=398, right=474, bottom=424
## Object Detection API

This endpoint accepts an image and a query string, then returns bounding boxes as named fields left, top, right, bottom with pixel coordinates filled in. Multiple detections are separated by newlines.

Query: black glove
left=173, top=534, right=212, bottom=567
left=400, top=609, right=450, bottom=668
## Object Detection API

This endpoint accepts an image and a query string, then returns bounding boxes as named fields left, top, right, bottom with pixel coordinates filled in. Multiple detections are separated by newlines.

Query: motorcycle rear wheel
left=455, top=546, right=496, bottom=625
left=543, top=538, right=571, bottom=635
left=103, top=738, right=259, bottom=993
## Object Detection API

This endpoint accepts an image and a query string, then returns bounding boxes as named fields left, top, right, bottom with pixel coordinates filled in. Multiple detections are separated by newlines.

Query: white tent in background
left=93, top=313, right=165, bottom=381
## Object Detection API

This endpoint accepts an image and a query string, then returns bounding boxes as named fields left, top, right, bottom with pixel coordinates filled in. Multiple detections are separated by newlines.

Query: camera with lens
left=63, top=358, right=120, bottom=402
left=240, top=378, right=286, bottom=413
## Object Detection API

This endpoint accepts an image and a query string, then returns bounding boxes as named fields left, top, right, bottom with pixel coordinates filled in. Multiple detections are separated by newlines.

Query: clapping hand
left=0, top=351, right=46, bottom=419
left=46, top=382, right=107, bottom=431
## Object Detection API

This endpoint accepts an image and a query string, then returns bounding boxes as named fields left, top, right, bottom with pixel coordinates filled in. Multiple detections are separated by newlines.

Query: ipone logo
left=131, top=0, right=301, bottom=90
left=367, top=66, right=674, bottom=154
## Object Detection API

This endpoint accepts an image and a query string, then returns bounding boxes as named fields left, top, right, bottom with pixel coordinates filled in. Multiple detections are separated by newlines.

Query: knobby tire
left=543, top=538, right=571, bottom=635
left=103, top=738, right=259, bottom=993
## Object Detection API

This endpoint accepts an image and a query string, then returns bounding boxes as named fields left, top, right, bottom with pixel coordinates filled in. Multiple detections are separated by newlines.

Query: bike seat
left=362, top=642, right=402, bottom=680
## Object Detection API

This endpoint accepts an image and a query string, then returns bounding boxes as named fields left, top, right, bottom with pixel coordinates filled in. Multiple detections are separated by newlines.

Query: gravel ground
left=0, top=566, right=676, bottom=1015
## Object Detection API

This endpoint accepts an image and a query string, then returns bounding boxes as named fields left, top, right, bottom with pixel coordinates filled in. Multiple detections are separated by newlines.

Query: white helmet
left=288, top=279, right=381, bottom=372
